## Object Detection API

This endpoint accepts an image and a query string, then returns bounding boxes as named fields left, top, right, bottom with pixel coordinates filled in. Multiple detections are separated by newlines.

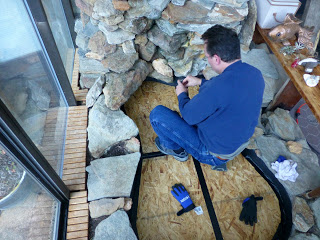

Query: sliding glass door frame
left=0, top=99, right=70, bottom=240
left=24, top=0, right=77, bottom=106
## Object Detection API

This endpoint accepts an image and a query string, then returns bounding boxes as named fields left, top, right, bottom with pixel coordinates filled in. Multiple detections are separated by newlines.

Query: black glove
left=239, top=195, right=263, bottom=226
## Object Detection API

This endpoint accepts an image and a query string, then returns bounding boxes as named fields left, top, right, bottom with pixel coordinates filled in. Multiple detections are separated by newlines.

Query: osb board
left=201, top=154, right=281, bottom=239
left=137, top=155, right=215, bottom=240
left=214, top=194, right=281, bottom=240
left=124, top=81, right=199, bottom=153
left=257, top=26, right=320, bottom=122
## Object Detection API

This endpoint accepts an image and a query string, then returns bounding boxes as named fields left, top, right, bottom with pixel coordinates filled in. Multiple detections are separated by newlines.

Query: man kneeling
left=149, top=25, right=265, bottom=171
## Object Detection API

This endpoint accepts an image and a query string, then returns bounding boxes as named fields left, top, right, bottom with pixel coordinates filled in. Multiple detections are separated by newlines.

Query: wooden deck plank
left=62, top=172, right=86, bottom=181
left=63, top=167, right=86, bottom=175
left=64, top=178, right=86, bottom=185
left=68, top=203, right=88, bottom=212
left=63, top=162, right=86, bottom=170
left=68, top=184, right=86, bottom=191
left=66, top=230, right=88, bottom=239
left=70, top=197, right=87, bottom=205
left=68, top=209, right=89, bottom=219
left=67, top=223, right=88, bottom=232
left=67, top=216, right=89, bottom=225
left=70, top=191, right=87, bottom=199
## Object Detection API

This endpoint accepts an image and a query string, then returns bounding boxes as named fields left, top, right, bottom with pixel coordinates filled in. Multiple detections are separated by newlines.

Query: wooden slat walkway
left=66, top=191, right=89, bottom=240
left=72, top=48, right=88, bottom=104
left=65, top=49, right=89, bottom=240
left=62, top=106, right=88, bottom=192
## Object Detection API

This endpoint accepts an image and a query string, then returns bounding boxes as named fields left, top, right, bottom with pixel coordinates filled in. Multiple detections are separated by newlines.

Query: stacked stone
left=75, top=0, right=251, bottom=102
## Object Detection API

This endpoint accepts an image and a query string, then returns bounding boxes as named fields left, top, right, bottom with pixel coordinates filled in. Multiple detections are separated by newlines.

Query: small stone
left=155, top=18, right=187, bottom=37
left=287, top=141, right=303, bottom=154
left=82, top=21, right=99, bottom=38
left=79, top=56, right=109, bottom=74
left=123, top=137, right=140, bottom=153
left=126, top=0, right=162, bottom=19
left=152, top=59, right=173, bottom=77
left=168, top=59, right=193, bottom=77
left=74, top=18, right=84, bottom=33
left=80, top=74, right=101, bottom=89
left=102, top=28, right=136, bottom=45
left=102, top=48, right=138, bottom=73
left=172, top=0, right=187, bottom=6
left=89, top=198, right=125, bottom=218
left=103, top=14, right=124, bottom=25
left=159, top=48, right=185, bottom=61
left=92, top=0, right=120, bottom=20
left=112, top=0, right=131, bottom=11
left=239, top=0, right=257, bottom=51
left=123, top=198, right=133, bottom=211
left=149, top=70, right=173, bottom=83
left=135, top=34, right=148, bottom=46
left=119, top=17, right=153, bottom=35
left=189, top=57, right=208, bottom=76
left=176, top=23, right=215, bottom=35
left=122, top=40, right=136, bottom=54
left=104, top=43, right=117, bottom=55
left=75, top=33, right=89, bottom=51
left=147, top=25, right=187, bottom=53
left=86, top=75, right=105, bottom=108
left=85, top=52, right=104, bottom=60
left=75, top=0, right=93, bottom=16
left=138, top=41, right=156, bottom=61
left=98, top=21, right=118, bottom=33
left=147, top=0, right=171, bottom=11
left=207, top=4, right=248, bottom=24
left=88, top=31, right=106, bottom=55
left=293, top=197, right=314, bottom=232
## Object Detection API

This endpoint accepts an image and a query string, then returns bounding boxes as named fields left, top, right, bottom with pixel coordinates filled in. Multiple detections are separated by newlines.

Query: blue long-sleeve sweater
left=177, top=60, right=265, bottom=154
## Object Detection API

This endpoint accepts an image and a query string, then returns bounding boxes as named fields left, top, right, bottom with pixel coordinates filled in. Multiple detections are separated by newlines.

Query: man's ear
left=213, top=54, right=221, bottom=64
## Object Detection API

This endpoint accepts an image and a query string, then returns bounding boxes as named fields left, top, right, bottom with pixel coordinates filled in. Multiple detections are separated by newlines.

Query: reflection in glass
left=0, top=0, right=68, bottom=176
left=0, top=143, right=59, bottom=240
left=41, top=0, right=75, bottom=83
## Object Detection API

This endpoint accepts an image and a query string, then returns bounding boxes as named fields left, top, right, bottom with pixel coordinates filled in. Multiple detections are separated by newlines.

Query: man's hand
left=176, top=80, right=188, bottom=96
left=182, top=75, right=202, bottom=87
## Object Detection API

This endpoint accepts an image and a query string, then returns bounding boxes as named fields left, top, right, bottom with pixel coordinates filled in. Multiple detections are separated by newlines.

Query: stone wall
left=75, top=0, right=254, bottom=110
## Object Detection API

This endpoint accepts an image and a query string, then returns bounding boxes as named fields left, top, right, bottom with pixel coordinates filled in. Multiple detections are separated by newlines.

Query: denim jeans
left=149, top=105, right=229, bottom=167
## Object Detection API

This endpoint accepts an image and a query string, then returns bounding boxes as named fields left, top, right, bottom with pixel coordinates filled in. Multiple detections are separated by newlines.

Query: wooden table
left=256, top=25, right=320, bottom=122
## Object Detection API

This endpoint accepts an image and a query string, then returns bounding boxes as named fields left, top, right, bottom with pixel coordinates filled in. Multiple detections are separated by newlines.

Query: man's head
left=202, top=25, right=240, bottom=74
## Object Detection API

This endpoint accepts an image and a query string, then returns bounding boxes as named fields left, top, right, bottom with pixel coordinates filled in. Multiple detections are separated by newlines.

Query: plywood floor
left=124, top=81, right=281, bottom=240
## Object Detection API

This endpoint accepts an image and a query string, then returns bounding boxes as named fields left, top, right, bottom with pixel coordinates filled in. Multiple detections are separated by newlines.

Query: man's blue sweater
left=177, top=60, right=265, bottom=155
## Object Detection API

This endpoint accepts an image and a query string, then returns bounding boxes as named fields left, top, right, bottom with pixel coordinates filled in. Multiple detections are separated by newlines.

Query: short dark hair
left=201, top=25, right=240, bottom=62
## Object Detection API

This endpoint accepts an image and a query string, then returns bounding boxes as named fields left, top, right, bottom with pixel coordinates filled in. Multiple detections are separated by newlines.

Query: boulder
left=86, top=75, right=105, bottom=108
left=101, top=48, right=138, bottom=73
left=86, top=152, right=140, bottom=200
left=87, top=95, right=138, bottom=158
left=293, top=197, right=314, bottom=232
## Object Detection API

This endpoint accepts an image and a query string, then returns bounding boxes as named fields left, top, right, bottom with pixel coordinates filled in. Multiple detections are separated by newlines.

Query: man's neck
left=219, top=59, right=241, bottom=74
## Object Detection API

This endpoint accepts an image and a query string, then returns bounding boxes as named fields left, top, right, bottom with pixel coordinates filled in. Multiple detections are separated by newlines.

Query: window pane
left=0, top=142, right=59, bottom=240
left=0, top=0, right=68, bottom=176
left=41, top=0, right=75, bottom=83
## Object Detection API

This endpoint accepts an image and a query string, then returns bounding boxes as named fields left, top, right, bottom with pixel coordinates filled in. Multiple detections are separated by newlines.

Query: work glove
left=239, top=195, right=263, bottom=226
left=171, top=183, right=195, bottom=216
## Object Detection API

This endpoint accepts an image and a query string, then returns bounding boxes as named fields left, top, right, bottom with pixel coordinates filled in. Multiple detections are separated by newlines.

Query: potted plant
left=0, top=147, right=31, bottom=210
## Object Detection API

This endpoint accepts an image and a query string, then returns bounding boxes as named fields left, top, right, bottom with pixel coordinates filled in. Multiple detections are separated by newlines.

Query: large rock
left=93, top=210, right=137, bottom=240
left=79, top=57, right=109, bottom=74
left=119, top=17, right=153, bottom=34
left=103, top=60, right=152, bottom=110
left=147, top=25, right=187, bottom=53
left=160, top=48, right=185, bottom=61
left=207, top=4, right=248, bottom=24
left=86, top=152, right=141, bottom=200
left=255, top=135, right=320, bottom=197
left=262, top=76, right=277, bottom=107
left=189, top=57, right=208, bottom=76
left=239, top=0, right=257, bottom=51
left=101, top=48, right=138, bottom=73
left=122, top=40, right=136, bottom=54
left=89, top=198, right=125, bottom=218
left=242, top=49, right=279, bottom=79
left=87, top=95, right=138, bottom=158
left=86, top=75, right=105, bottom=108
left=310, top=198, right=320, bottom=229
left=168, top=59, right=193, bottom=77
left=82, top=21, right=99, bottom=38
left=176, top=23, right=215, bottom=34
left=155, top=19, right=187, bottom=37
left=162, top=2, right=210, bottom=24
left=149, top=70, right=173, bottom=83
left=75, top=33, right=89, bottom=51
left=265, top=108, right=305, bottom=141
left=293, top=197, right=314, bottom=232
left=75, top=0, right=93, bottom=16
left=127, top=0, right=162, bottom=19
left=190, top=0, right=215, bottom=9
